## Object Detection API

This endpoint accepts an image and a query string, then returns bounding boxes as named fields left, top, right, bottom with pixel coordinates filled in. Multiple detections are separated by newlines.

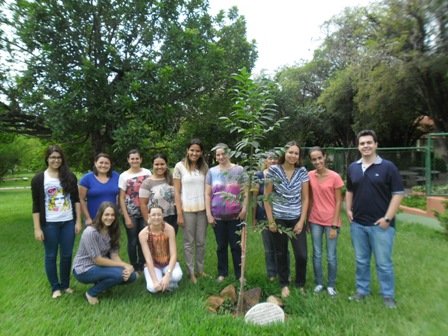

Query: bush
left=434, top=200, right=448, bottom=239
left=401, top=195, right=426, bottom=210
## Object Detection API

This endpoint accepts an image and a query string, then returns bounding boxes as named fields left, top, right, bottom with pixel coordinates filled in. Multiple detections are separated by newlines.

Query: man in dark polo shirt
left=346, top=130, right=404, bottom=309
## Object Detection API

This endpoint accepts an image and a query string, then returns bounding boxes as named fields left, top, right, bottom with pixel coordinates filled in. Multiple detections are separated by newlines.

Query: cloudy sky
left=209, top=0, right=374, bottom=74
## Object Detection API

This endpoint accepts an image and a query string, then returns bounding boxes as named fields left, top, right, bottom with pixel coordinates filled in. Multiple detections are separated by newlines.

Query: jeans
left=144, top=262, right=183, bottom=293
left=74, top=266, right=137, bottom=297
left=213, top=219, right=242, bottom=279
left=124, top=216, right=146, bottom=271
left=310, top=222, right=338, bottom=288
left=272, top=218, right=307, bottom=287
left=350, top=221, right=396, bottom=298
left=183, top=211, right=207, bottom=275
left=261, top=229, right=278, bottom=278
left=261, top=226, right=291, bottom=278
left=42, top=220, right=75, bottom=292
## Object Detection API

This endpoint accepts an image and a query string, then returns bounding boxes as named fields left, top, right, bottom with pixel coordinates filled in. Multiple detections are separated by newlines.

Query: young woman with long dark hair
left=31, top=145, right=82, bottom=298
left=264, top=141, right=309, bottom=298
left=73, top=202, right=137, bottom=305
left=173, top=139, right=208, bottom=284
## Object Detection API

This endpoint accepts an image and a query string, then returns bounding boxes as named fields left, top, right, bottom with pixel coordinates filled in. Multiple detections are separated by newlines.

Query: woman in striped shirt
left=264, top=141, right=309, bottom=298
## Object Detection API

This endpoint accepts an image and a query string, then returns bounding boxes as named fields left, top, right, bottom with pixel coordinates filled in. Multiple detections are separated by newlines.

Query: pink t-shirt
left=308, top=169, right=344, bottom=226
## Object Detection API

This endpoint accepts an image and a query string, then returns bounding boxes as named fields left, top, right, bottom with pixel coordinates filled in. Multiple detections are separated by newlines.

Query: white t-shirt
left=118, top=168, right=152, bottom=217
left=44, top=171, right=73, bottom=222
left=173, top=161, right=206, bottom=212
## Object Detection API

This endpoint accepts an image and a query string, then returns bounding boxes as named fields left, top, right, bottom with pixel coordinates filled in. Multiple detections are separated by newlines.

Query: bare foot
left=281, top=286, right=290, bottom=298
left=52, top=290, right=62, bottom=299
left=196, top=272, right=209, bottom=278
left=190, top=274, right=197, bottom=284
left=85, top=292, right=99, bottom=305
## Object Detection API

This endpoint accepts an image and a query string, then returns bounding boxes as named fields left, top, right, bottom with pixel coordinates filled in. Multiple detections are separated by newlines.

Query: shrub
left=434, top=200, right=448, bottom=239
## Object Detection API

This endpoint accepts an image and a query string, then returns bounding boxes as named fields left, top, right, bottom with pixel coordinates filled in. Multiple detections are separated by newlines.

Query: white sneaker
left=327, top=287, right=337, bottom=296
left=314, top=285, right=324, bottom=293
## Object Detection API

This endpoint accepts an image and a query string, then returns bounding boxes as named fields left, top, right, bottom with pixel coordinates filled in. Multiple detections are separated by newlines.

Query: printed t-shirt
left=118, top=168, right=152, bottom=217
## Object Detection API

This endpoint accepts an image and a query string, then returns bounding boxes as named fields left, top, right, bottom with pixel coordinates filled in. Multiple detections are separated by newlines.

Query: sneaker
left=327, top=287, right=337, bottom=296
left=52, top=290, right=62, bottom=299
left=313, top=285, right=324, bottom=293
left=383, top=297, right=397, bottom=309
left=216, top=275, right=226, bottom=283
left=348, top=292, right=367, bottom=302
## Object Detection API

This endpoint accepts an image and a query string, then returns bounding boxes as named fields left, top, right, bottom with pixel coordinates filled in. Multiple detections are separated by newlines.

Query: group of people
left=31, top=130, right=404, bottom=309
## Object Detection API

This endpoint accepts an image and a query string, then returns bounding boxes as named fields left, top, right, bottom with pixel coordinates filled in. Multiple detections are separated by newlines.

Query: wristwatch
left=384, top=216, right=391, bottom=223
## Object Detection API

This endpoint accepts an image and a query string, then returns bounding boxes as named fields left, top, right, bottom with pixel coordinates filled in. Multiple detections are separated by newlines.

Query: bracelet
left=167, top=269, right=172, bottom=273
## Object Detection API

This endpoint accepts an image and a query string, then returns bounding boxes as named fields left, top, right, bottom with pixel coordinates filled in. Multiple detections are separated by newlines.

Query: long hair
left=44, top=145, right=77, bottom=195
left=183, top=138, right=208, bottom=174
left=152, top=153, right=173, bottom=185
left=278, top=141, right=302, bottom=167
left=92, top=153, right=113, bottom=177
left=92, top=202, right=120, bottom=250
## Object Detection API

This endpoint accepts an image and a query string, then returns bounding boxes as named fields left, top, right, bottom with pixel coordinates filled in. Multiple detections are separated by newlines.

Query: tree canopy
left=0, top=0, right=256, bottom=169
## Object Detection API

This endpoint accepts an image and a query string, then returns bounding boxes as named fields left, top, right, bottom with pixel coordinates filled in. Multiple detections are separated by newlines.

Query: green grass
left=1, top=190, right=447, bottom=335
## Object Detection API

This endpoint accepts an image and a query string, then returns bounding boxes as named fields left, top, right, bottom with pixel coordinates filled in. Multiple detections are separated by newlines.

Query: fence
left=302, top=133, right=448, bottom=196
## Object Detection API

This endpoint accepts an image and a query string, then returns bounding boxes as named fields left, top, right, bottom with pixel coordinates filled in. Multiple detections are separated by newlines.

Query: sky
left=209, top=0, right=374, bottom=74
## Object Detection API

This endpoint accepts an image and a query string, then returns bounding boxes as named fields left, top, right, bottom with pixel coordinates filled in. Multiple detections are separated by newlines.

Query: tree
left=220, top=68, right=288, bottom=315
left=0, top=1, right=256, bottom=170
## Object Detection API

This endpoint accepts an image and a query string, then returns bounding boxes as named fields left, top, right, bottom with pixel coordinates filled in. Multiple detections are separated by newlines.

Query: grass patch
left=1, top=189, right=447, bottom=335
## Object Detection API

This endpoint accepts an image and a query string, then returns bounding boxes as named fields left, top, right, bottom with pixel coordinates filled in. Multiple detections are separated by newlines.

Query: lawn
left=0, top=189, right=447, bottom=336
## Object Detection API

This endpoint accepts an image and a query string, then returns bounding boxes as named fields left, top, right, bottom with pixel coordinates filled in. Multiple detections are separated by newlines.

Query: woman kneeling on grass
left=139, top=206, right=182, bottom=293
left=73, top=202, right=137, bottom=305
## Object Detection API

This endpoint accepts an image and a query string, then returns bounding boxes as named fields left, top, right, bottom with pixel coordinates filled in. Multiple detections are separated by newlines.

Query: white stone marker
left=244, top=302, right=285, bottom=326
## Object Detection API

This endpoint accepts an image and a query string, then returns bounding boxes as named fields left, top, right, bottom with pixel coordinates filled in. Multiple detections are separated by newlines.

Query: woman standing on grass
left=119, top=149, right=151, bottom=273
left=140, top=154, right=177, bottom=234
left=173, top=139, right=208, bottom=284
left=254, top=151, right=281, bottom=281
left=73, top=202, right=137, bottom=305
left=308, top=147, right=344, bottom=297
left=139, top=206, right=182, bottom=293
left=264, top=141, right=309, bottom=298
left=79, top=153, right=119, bottom=226
left=31, top=145, right=82, bottom=299
left=205, top=143, right=246, bottom=282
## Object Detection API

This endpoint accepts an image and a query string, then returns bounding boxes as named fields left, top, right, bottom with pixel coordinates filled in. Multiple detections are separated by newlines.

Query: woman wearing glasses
left=31, top=145, right=82, bottom=299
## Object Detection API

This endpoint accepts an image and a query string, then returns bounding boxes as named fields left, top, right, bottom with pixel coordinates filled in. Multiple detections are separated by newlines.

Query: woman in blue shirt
left=79, top=153, right=120, bottom=225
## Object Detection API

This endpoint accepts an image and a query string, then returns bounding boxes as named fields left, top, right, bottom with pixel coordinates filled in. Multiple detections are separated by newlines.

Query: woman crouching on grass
left=72, top=202, right=137, bottom=305
left=139, top=206, right=182, bottom=293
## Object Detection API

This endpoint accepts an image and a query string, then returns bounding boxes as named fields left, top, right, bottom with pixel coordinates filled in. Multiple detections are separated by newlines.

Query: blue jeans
left=350, top=222, right=396, bottom=297
left=213, top=219, right=242, bottom=278
left=42, top=220, right=75, bottom=292
left=310, top=223, right=338, bottom=288
left=73, top=266, right=137, bottom=297
left=124, top=216, right=146, bottom=271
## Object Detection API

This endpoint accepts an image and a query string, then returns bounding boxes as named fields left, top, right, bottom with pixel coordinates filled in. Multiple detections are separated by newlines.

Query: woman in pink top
left=308, top=147, right=344, bottom=296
